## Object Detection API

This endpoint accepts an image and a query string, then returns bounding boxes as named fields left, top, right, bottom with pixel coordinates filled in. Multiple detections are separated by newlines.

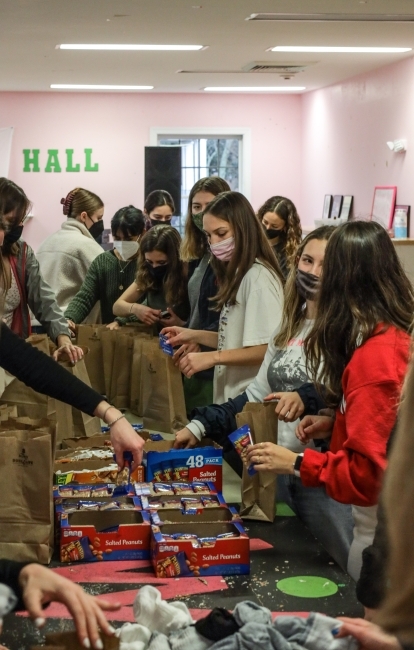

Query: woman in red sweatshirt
left=247, top=220, right=414, bottom=580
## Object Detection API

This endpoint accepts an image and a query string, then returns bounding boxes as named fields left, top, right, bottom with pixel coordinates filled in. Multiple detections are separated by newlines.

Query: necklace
left=117, top=258, right=133, bottom=291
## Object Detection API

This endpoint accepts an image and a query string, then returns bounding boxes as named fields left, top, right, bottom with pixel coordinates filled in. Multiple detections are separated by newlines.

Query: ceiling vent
left=242, top=62, right=310, bottom=75
left=246, top=13, right=414, bottom=22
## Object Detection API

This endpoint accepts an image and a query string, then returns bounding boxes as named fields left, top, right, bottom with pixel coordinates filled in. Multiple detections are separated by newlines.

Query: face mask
left=263, top=225, right=285, bottom=240
left=4, top=225, right=24, bottom=245
left=295, top=268, right=320, bottom=301
left=150, top=218, right=172, bottom=229
left=192, top=211, right=204, bottom=232
left=88, top=218, right=104, bottom=242
left=113, top=240, right=139, bottom=261
left=210, top=236, right=235, bottom=262
left=147, top=262, right=169, bottom=280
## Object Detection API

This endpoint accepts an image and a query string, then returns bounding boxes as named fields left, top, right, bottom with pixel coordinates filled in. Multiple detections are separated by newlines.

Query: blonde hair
left=376, top=359, right=414, bottom=644
left=61, top=187, right=103, bottom=219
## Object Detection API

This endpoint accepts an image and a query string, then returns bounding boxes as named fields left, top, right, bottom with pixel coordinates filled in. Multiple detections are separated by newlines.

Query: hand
left=133, top=304, right=161, bottom=325
left=159, top=308, right=186, bottom=328
left=106, top=321, right=120, bottom=331
left=110, top=418, right=145, bottom=471
left=246, top=442, right=297, bottom=474
left=66, top=319, right=77, bottom=334
left=264, top=391, right=304, bottom=422
left=18, top=563, right=121, bottom=650
left=296, top=414, right=334, bottom=445
left=172, top=342, right=201, bottom=366
left=174, top=427, right=198, bottom=449
left=335, top=618, right=402, bottom=650
left=179, top=351, right=217, bottom=378
left=53, top=342, right=84, bottom=365
left=160, top=326, right=196, bottom=347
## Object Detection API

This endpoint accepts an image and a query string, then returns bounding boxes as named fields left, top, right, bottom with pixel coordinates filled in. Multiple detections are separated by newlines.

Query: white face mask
left=113, top=240, right=139, bottom=261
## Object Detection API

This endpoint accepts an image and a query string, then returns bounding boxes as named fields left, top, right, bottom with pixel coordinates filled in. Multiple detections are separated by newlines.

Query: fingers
left=172, top=345, right=186, bottom=364
left=22, top=586, right=45, bottom=625
left=263, top=392, right=280, bottom=402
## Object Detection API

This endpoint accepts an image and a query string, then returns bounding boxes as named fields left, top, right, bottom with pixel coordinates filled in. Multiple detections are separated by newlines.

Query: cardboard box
left=145, top=438, right=222, bottom=491
left=151, top=521, right=249, bottom=577
left=59, top=509, right=151, bottom=562
left=53, top=459, right=145, bottom=485
left=60, top=434, right=112, bottom=449
left=150, top=505, right=241, bottom=526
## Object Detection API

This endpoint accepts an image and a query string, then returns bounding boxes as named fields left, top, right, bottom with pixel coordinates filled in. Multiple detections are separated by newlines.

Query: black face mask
left=263, top=225, right=285, bottom=240
left=147, top=262, right=169, bottom=281
left=150, top=218, right=172, bottom=229
left=4, top=225, right=24, bottom=245
left=295, top=268, right=320, bottom=301
left=88, top=219, right=104, bottom=242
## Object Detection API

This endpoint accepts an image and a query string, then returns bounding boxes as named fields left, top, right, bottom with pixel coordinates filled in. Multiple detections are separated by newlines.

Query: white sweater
left=37, top=219, right=103, bottom=317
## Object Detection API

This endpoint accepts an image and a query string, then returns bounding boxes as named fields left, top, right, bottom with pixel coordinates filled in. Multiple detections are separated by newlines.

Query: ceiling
left=2, top=0, right=414, bottom=93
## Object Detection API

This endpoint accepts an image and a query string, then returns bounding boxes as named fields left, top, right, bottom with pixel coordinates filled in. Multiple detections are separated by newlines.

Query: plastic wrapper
left=172, top=483, right=195, bottom=495
left=61, top=537, right=95, bottom=562
left=192, top=482, right=211, bottom=494
left=199, top=537, right=217, bottom=547
left=228, top=425, right=256, bottom=476
left=156, top=551, right=191, bottom=577
left=153, top=483, right=174, bottom=495
left=201, top=496, right=218, bottom=508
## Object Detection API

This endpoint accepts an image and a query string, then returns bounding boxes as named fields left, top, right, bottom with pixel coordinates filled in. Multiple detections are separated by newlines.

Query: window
left=150, top=127, right=251, bottom=234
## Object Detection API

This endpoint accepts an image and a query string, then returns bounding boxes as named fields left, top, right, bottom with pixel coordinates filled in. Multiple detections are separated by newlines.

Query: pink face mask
left=210, top=236, right=235, bottom=262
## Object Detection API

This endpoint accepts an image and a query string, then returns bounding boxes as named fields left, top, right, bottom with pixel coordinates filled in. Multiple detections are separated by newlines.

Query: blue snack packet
left=150, top=433, right=163, bottom=441
left=159, top=333, right=174, bottom=356
left=155, top=551, right=191, bottom=577
left=228, top=425, right=257, bottom=476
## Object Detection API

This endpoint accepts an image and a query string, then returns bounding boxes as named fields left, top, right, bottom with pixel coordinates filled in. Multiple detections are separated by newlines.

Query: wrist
left=18, top=563, right=39, bottom=588
left=212, top=349, right=222, bottom=365
left=57, top=334, right=71, bottom=347
left=293, top=453, right=304, bottom=477
left=94, top=401, right=121, bottom=422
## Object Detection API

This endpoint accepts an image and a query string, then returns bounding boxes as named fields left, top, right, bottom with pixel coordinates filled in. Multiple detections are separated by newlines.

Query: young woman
left=112, top=225, right=189, bottom=330
left=37, top=187, right=104, bottom=316
left=65, top=206, right=146, bottom=328
left=173, top=226, right=353, bottom=570
left=163, top=191, right=284, bottom=405
left=144, top=190, right=175, bottom=227
left=179, top=176, right=231, bottom=412
left=0, top=178, right=82, bottom=365
left=257, top=196, right=302, bottom=278
left=247, top=220, right=413, bottom=580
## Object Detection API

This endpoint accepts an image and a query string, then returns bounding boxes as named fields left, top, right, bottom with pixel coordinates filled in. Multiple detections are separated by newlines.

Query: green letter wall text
left=23, top=149, right=40, bottom=172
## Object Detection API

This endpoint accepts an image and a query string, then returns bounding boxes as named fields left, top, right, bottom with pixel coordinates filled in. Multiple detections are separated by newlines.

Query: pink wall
left=301, top=55, right=414, bottom=230
left=0, top=92, right=302, bottom=251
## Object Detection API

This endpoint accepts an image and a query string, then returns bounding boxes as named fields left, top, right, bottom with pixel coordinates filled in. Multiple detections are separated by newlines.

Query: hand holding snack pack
left=229, top=425, right=256, bottom=476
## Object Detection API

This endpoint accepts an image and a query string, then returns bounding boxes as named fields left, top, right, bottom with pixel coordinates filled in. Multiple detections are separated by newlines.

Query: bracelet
left=102, top=405, right=115, bottom=421
left=129, top=303, right=135, bottom=314
left=107, top=414, right=126, bottom=428
left=217, top=349, right=222, bottom=365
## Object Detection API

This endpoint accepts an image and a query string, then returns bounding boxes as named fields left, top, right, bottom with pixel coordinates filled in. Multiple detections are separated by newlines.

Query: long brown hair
left=61, top=187, right=103, bottom=219
left=0, top=177, right=31, bottom=257
left=181, top=176, right=231, bottom=262
left=274, top=226, right=335, bottom=349
left=304, top=220, right=414, bottom=407
left=206, top=191, right=284, bottom=311
left=257, top=195, right=302, bottom=267
left=135, top=225, right=187, bottom=307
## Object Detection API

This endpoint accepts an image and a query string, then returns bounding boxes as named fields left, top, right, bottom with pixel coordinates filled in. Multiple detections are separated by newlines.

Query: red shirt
left=300, top=326, right=410, bottom=507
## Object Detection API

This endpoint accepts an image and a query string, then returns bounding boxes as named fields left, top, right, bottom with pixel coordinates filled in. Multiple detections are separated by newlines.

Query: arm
left=64, top=258, right=101, bottom=324
left=179, top=343, right=268, bottom=378
left=24, top=245, right=71, bottom=344
left=162, top=325, right=218, bottom=349
left=0, top=559, right=30, bottom=610
left=296, top=382, right=327, bottom=416
left=300, top=382, right=398, bottom=506
left=112, top=282, right=142, bottom=316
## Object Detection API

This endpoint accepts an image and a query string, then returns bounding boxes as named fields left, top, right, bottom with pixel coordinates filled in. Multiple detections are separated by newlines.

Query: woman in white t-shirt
left=173, top=226, right=354, bottom=572
left=162, top=191, right=284, bottom=404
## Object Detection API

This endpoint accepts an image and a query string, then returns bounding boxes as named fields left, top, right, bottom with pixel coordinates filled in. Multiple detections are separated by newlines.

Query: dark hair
left=0, top=177, right=31, bottom=256
left=143, top=190, right=175, bottom=217
left=136, top=225, right=187, bottom=307
left=181, top=176, right=231, bottom=261
left=111, top=205, right=146, bottom=238
left=205, top=191, right=284, bottom=310
left=257, top=195, right=302, bottom=267
left=61, top=187, right=103, bottom=219
left=304, top=220, right=414, bottom=407
left=274, top=226, right=336, bottom=349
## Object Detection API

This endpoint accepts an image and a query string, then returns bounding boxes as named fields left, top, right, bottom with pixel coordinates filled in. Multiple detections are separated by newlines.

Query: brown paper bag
left=236, top=402, right=278, bottom=522
left=141, top=344, right=188, bottom=433
left=76, top=325, right=107, bottom=394
left=130, top=337, right=149, bottom=416
left=110, top=330, right=152, bottom=409
left=0, top=336, right=56, bottom=419
left=54, top=353, right=101, bottom=443
left=0, top=428, right=55, bottom=563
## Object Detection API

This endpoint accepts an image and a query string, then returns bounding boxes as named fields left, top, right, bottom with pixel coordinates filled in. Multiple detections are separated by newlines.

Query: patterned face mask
left=192, top=211, right=204, bottom=232
left=295, top=268, right=320, bottom=301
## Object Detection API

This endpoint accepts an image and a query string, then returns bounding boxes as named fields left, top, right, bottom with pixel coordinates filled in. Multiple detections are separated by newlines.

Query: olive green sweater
left=64, top=251, right=138, bottom=324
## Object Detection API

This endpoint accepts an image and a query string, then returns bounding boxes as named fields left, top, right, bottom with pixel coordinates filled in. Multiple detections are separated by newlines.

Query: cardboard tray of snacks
left=59, top=509, right=151, bottom=562
left=150, top=504, right=241, bottom=526
left=151, top=521, right=249, bottom=577
left=53, top=459, right=145, bottom=485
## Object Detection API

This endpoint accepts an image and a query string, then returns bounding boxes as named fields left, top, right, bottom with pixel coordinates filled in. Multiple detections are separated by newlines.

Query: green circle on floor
left=276, top=576, right=338, bottom=598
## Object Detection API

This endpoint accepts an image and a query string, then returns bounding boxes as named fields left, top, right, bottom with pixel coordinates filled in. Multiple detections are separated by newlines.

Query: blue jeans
left=277, top=474, right=354, bottom=572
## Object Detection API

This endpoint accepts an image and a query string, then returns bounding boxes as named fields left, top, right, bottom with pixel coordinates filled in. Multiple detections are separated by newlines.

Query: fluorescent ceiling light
left=270, top=46, right=412, bottom=53
left=58, top=44, right=204, bottom=51
left=204, top=86, right=305, bottom=92
left=50, top=84, right=154, bottom=90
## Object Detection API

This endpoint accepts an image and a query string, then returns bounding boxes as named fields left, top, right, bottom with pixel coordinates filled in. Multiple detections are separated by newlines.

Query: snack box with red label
left=150, top=504, right=241, bottom=526
left=151, top=521, right=249, bottom=577
left=145, top=439, right=222, bottom=491
left=59, top=509, right=151, bottom=562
